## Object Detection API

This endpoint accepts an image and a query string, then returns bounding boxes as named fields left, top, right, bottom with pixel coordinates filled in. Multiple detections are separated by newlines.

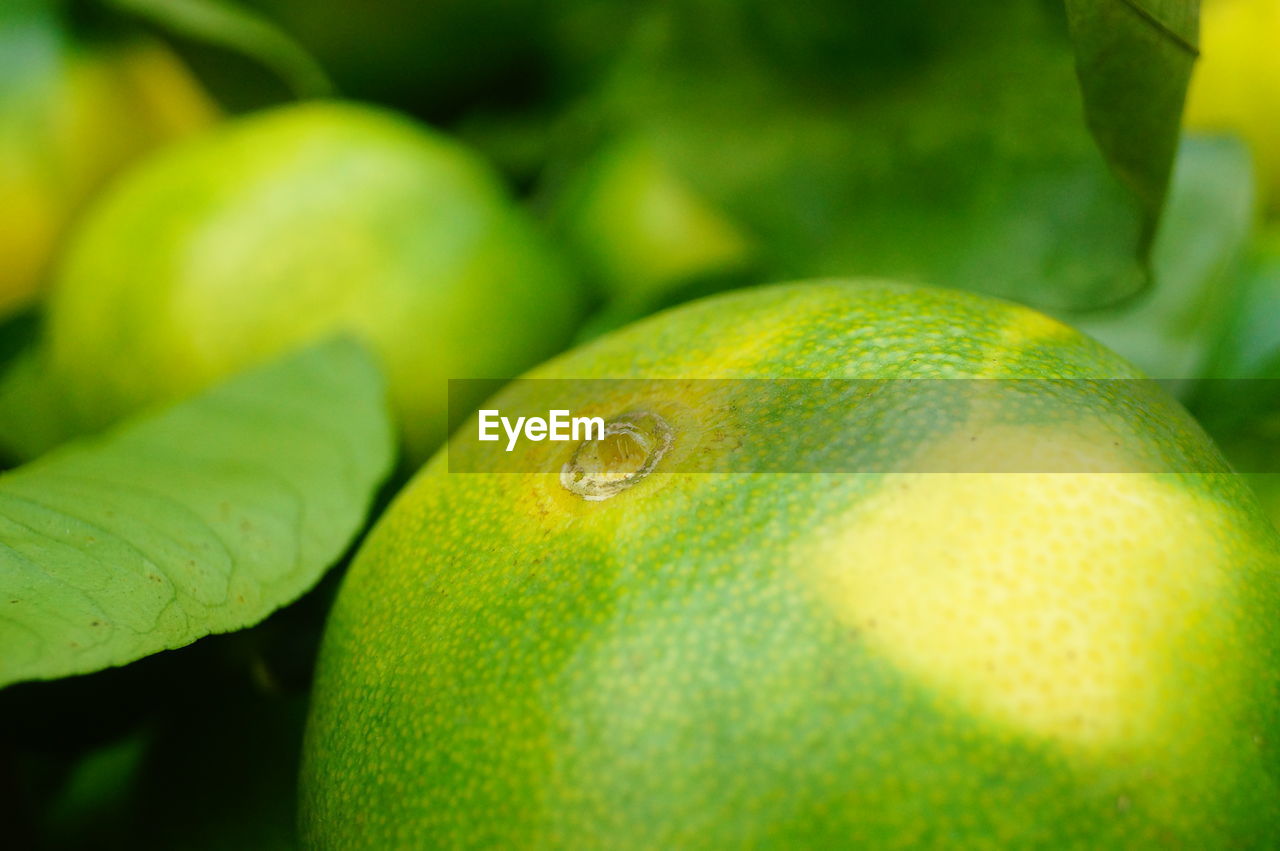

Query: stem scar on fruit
left=560, top=410, right=673, bottom=501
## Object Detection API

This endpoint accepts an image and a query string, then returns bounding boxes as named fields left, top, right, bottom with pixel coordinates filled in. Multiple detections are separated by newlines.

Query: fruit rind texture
left=46, top=101, right=583, bottom=463
left=303, top=280, right=1280, bottom=849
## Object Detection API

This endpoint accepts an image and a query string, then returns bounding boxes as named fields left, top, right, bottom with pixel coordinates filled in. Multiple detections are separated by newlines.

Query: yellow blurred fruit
left=0, top=21, right=217, bottom=315
left=1184, top=0, right=1280, bottom=211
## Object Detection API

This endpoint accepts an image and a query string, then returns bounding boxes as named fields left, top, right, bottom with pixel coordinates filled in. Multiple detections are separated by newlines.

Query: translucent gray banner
left=445, top=379, right=1278, bottom=475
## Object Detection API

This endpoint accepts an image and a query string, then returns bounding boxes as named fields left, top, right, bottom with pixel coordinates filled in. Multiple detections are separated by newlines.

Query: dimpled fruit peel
left=45, top=100, right=584, bottom=464
left=302, top=280, right=1280, bottom=849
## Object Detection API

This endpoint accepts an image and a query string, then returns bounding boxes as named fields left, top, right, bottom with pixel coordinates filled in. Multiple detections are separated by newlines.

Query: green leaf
left=99, top=0, right=333, bottom=99
left=1065, top=0, right=1198, bottom=238
left=1202, top=228, right=1280, bottom=383
left=0, top=337, right=393, bottom=689
left=1069, top=133, right=1254, bottom=390
left=1185, top=222, right=1280, bottom=524
left=1187, top=225, right=1280, bottom=433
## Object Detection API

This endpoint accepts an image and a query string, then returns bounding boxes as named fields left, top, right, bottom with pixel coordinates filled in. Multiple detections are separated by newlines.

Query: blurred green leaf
left=0, top=309, right=40, bottom=379
left=1064, top=0, right=1198, bottom=235
left=0, top=342, right=79, bottom=464
left=1070, top=133, right=1253, bottom=390
left=1187, top=221, right=1280, bottom=534
left=39, top=730, right=149, bottom=846
left=1201, top=227, right=1280, bottom=384
left=39, top=690, right=305, bottom=849
left=543, top=0, right=1197, bottom=311
left=1187, top=224, right=1280, bottom=454
left=100, top=0, right=332, bottom=98
left=125, top=690, right=304, bottom=850
left=0, top=337, right=393, bottom=689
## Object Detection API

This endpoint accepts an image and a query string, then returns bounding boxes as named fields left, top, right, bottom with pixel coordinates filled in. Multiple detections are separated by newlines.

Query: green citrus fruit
left=45, top=101, right=584, bottom=464
left=1183, top=0, right=1280, bottom=211
left=0, top=15, right=217, bottom=315
left=553, top=137, right=754, bottom=304
left=302, top=280, right=1280, bottom=847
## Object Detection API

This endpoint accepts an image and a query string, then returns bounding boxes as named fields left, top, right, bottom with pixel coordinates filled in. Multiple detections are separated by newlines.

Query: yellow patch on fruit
left=994, top=309, right=1077, bottom=357
left=812, top=460, right=1228, bottom=752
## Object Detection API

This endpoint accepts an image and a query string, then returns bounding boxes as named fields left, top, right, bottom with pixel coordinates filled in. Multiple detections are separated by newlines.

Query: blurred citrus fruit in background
left=1184, top=0, right=1280, bottom=211
left=553, top=137, right=754, bottom=305
left=45, top=101, right=584, bottom=464
left=303, top=280, right=1280, bottom=848
left=0, top=11, right=217, bottom=316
